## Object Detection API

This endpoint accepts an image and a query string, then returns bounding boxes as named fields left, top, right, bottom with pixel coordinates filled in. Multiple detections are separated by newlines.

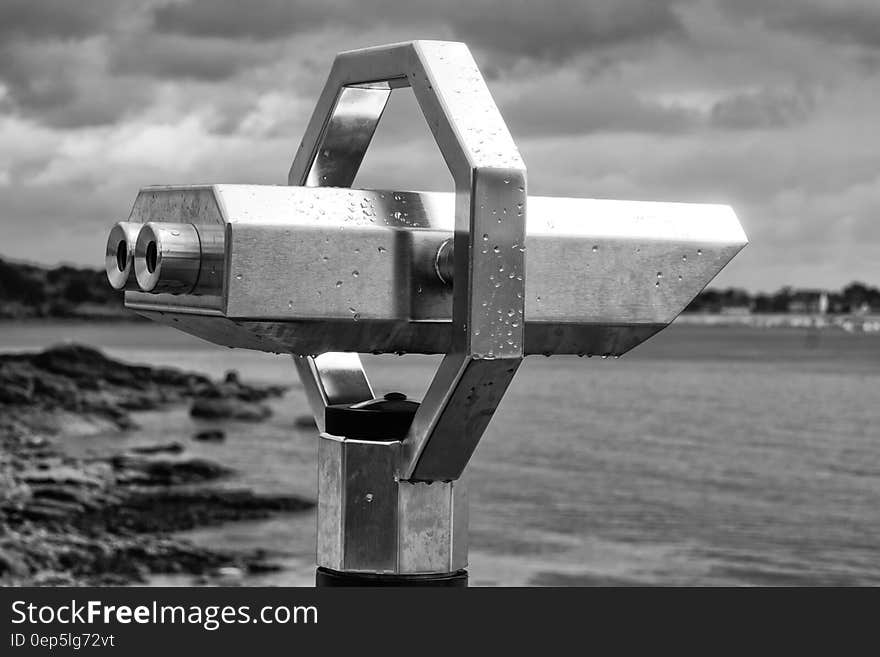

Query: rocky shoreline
left=0, top=345, right=314, bottom=586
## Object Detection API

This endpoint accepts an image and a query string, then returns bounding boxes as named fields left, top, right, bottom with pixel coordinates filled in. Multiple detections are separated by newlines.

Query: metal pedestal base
left=315, top=567, right=468, bottom=587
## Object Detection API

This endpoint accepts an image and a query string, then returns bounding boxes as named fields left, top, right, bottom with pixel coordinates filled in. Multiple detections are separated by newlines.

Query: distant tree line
left=0, top=257, right=128, bottom=319
left=1, top=255, right=877, bottom=319
left=685, top=282, right=880, bottom=314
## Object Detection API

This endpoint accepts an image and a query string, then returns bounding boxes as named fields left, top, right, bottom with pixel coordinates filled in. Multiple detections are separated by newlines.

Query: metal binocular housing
left=105, top=41, right=747, bottom=583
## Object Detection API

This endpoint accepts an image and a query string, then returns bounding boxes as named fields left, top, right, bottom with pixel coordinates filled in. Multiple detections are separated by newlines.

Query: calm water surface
left=2, top=320, right=878, bottom=586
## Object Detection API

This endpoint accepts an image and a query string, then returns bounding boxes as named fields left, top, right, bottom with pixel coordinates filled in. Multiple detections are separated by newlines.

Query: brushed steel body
left=123, top=184, right=746, bottom=358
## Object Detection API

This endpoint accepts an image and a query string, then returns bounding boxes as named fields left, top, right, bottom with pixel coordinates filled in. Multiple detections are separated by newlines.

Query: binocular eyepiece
left=104, top=222, right=139, bottom=291
left=105, top=220, right=224, bottom=295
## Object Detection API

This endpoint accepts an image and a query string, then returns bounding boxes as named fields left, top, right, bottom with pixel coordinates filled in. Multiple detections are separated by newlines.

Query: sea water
left=2, top=321, right=878, bottom=586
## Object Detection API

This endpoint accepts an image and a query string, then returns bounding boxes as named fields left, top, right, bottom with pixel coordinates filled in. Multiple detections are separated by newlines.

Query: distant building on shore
left=786, top=290, right=828, bottom=315
left=720, top=305, right=752, bottom=316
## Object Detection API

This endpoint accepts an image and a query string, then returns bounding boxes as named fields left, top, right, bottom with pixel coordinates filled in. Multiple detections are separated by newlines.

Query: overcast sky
left=1, top=0, right=878, bottom=291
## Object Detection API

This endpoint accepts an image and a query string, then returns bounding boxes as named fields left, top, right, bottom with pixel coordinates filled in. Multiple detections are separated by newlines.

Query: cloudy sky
left=1, top=0, right=878, bottom=291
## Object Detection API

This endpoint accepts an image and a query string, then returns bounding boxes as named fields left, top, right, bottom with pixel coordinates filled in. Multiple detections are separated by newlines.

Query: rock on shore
left=0, top=344, right=313, bottom=586
left=188, top=370, right=285, bottom=421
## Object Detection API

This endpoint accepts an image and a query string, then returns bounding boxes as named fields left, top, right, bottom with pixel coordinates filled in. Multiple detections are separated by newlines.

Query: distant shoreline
left=2, top=313, right=878, bottom=333
left=0, top=313, right=144, bottom=324
left=675, top=312, right=880, bottom=332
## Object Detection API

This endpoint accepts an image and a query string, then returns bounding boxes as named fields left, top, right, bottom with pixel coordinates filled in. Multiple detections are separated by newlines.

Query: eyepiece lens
left=146, top=241, right=158, bottom=273
left=116, top=239, right=128, bottom=272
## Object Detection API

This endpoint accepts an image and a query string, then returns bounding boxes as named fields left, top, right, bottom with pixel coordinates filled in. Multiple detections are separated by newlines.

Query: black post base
left=316, top=567, right=468, bottom=587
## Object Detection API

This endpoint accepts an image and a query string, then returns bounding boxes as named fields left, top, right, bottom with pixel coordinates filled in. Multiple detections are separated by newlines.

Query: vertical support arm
left=288, top=41, right=526, bottom=482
